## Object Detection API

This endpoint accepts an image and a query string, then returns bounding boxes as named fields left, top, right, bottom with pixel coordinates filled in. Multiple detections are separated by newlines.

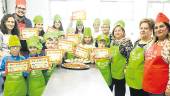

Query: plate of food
left=64, top=59, right=74, bottom=63
left=83, top=60, right=91, bottom=64
left=61, top=63, right=90, bottom=70
left=65, top=58, right=91, bottom=64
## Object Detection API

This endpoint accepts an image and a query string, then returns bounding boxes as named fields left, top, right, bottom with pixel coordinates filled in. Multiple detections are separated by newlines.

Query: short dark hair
left=112, top=25, right=125, bottom=37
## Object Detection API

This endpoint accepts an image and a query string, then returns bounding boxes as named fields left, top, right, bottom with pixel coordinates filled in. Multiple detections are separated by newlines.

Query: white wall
left=4, top=0, right=170, bottom=43
left=49, top=0, right=148, bottom=43
left=0, top=0, right=7, bottom=19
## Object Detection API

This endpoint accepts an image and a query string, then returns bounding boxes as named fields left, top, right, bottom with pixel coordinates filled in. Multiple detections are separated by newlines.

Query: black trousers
left=111, top=78, right=126, bottom=96
left=130, top=87, right=149, bottom=96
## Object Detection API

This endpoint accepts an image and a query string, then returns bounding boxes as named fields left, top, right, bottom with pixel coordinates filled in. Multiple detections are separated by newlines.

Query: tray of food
left=61, top=63, right=90, bottom=70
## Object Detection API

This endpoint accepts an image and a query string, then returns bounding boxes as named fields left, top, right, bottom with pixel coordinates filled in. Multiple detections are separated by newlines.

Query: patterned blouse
left=111, top=37, right=133, bottom=61
left=133, top=39, right=154, bottom=50
left=162, top=39, right=170, bottom=64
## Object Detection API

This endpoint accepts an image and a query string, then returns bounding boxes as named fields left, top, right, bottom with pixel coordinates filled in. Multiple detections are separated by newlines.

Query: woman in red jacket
left=143, top=12, right=170, bottom=96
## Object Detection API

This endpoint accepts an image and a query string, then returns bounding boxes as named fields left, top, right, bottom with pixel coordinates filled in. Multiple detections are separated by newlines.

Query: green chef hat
left=54, top=14, right=61, bottom=22
left=76, top=20, right=83, bottom=26
left=93, top=18, right=100, bottom=25
left=83, top=27, right=92, bottom=37
left=102, top=19, right=110, bottom=25
left=8, top=35, right=21, bottom=47
left=26, top=36, right=43, bottom=50
left=97, top=34, right=110, bottom=46
left=114, top=20, right=125, bottom=29
left=43, top=32, right=59, bottom=41
left=33, top=15, right=43, bottom=24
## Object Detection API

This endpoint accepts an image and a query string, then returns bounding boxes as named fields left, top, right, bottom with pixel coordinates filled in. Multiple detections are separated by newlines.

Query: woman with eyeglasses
left=143, top=12, right=170, bottom=96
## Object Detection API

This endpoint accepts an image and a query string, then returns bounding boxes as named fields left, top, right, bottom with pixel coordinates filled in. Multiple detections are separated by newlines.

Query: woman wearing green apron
left=26, top=36, right=46, bottom=96
left=1, top=35, right=27, bottom=96
left=110, top=20, right=133, bottom=96
left=125, top=18, right=154, bottom=96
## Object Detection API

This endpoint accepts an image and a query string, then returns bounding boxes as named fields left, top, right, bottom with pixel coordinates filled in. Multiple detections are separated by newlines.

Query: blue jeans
left=0, top=77, right=4, bottom=93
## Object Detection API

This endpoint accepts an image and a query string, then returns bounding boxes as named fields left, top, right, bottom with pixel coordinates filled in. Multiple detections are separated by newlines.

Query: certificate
left=58, top=40, right=74, bottom=52
left=74, top=46, right=89, bottom=59
left=45, top=49, right=64, bottom=64
left=5, top=60, right=29, bottom=74
left=46, top=26, right=57, bottom=33
left=29, top=56, right=50, bottom=70
left=20, top=28, right=38, bottom=40
left=65, top=34, right=80, bottom=44
left=94, top=48, right=109, bottom=59
left=72, top=10, right=86, bottom=20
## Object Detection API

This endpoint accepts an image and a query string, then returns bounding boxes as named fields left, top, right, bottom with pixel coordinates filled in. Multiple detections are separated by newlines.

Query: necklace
left=140, top=38, right=153, bottom=44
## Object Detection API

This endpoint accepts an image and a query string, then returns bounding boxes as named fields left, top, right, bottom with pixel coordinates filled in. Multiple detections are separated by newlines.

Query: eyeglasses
left=154, top=24, right=166, bottom=30
left=17, top=7, right=26, bottom=10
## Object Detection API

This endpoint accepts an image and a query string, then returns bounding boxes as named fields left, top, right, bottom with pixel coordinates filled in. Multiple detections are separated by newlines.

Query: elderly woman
left=125, top=18, right=155, bottom=96
left=143, top=12, right=170, bottom=96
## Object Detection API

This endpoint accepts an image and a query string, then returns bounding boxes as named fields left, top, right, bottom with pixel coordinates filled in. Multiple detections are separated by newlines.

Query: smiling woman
left=0, top=14, right=19, bottom=35
left=0, top=14, right=20, bottom=56
left=143, top=12, right=170, bottom=96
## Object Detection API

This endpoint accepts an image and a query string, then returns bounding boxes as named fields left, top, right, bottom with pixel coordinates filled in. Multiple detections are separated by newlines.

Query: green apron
left=96, top=59, right=112, bottom=86
left=28, top=70, right=46, bottom=96
left=44, top=63, right=56, bottom=83
left=110, top=45, right=126, bottom=80
left=125, top=46, right=144, bottom=89
left=66, top=52, right=74, bottom=60
left=4, top=72, right=27, bottom=96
